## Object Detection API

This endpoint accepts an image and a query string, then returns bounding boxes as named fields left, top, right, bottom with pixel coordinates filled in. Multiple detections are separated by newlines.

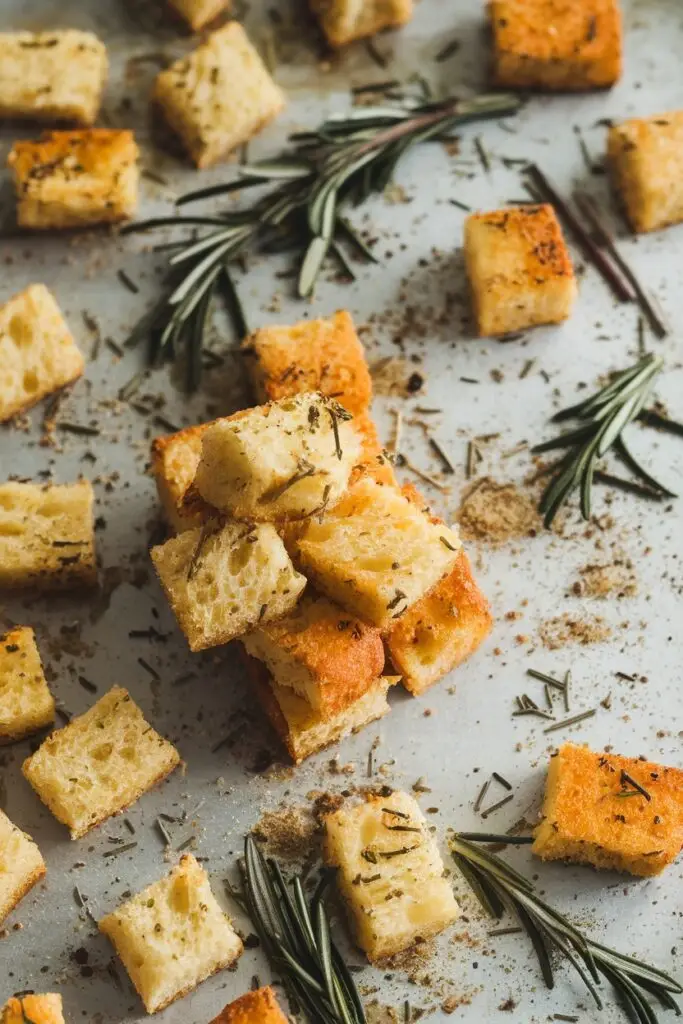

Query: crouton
left=151, top=520, right=306, bottom=651
left=1, top=994, right=64, bottom=1024
left=0, top=808, right=46, bottom=925
left=464, top=204, right=577, bottom=336
left=210, top=987, right=289, bottom=1024
left=532, top=743, right=683, bottom=877
left=293, top=477, right=461, bottom=628
left=242, top=311, right=372, bottom=416
left=9, top=129, right=139, bottom=230
left=22, top=686, right=180, bottom=839
left=154, top=22, right=285, bottom=168
left=323, top=791, right=459, bottom=961
left=194, top=393, right=361, bottom=522
left=0, top=284, right=84, bottom=423
left=151, top=421, right=217, bottom=533
left=350, top=413, right=397, bottom=488
left=0, top=480, right=96, bottom=590
left=100, top=854, right=243, bottom=1014
left=608, top=111, right=683, bottom=233
left=167, top=0, right=230, bottom=31
left=0, top=30, right=107, bottom=125
left=490, top=0, right=622, bottom=91
left=310, top=0, right=413, bottom=48
left=0, top=626, right=54, bottom=744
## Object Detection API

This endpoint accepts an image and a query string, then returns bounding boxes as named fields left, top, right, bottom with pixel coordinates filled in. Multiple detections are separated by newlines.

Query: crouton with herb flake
left=608, top=111, right=683, bottom=233
left=533, top=743, right=683, bottom=877
left=167, top=0, right=230, bottom=31
left=310, top=0, right=413, bottom=48
left=151, top=420, right=217, bottom=533
left=0, top=807, right=46, bottom=925
left=1, top=994, right=64, bottom=1024
left=210, top=987, right=289, bottom=1024
left=0, top=626, right=54, bottom=744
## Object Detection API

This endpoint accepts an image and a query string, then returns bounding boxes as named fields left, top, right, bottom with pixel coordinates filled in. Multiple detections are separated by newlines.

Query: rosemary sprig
left=532, top=353, right=678, bottom=527
left=241, top=835, right=366, bottom=1024
left=451, top=833, right=682, bottom=1023
left=123, top=86, right=520, bottom=389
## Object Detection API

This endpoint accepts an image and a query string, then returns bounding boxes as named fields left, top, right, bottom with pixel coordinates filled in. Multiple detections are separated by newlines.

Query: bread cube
left=0, top=284, right=84, bottom=422
left=310, top=0, right=413, bottom=47
left=0, top=626, right=54, bottom=743
left=0, top=480, right=96, bottom=590
left=210, top=987, right=289, bottom=1024
left=294, top=477, right=461, bottom=627
left=608, top=111, right=683, bottom=233
left=533, top=743, right=683, bottom=877
left=22, top=686, right=180, bottom=839
left=100, top=854, right=243, bottom=1014
left=0, top=807, right=46, bottom=924
left=464, top=204, right=577, bottom=336
left=323, top=791, right=459, bottom=961
left=490, top=0, right=622, bottom=91
left=9, top=129, right=139, bottom=230
left=194, top=393, right=361, bottom=522
left=151, top=421, right=217, bottom=533
left=1, top=994, right=64, bottom=1024
left=242, top=311, right=372, bottom=416
left=168, top=0, right=230, bottom=31
left=151, top=520, right=306, bottom=651
left=154, top=22, right=285, bottom=168
left=0, top=30, right=107, bottom=125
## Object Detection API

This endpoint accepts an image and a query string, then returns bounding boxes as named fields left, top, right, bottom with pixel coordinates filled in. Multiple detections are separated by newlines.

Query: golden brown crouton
left=209, top=987, right=289, bottom=1024
left=1, top=994, right=64, bottom=1024
left=0, top=626, right=55, bottom=744
left=490, top=0, right=622, bottom=91
left=608, top=111, right=683, bottom=233
left=310, top=0, right=413, bottom=47
left=167, top=0, right=230, bottom=31
left=350, top=413, right=397, bottom=488
left=0, top=807, right=46, bottom=925
left=9, top=129, right=139, bottom=230
left=151, top=421, right=217, bottom=533
left=154, top=22, right=285, bottom=168
left=532, top=743, right=683, bottom=877
left=464, top=204, right=577, bottom=336
left=241, top=310, right=372, bottom=416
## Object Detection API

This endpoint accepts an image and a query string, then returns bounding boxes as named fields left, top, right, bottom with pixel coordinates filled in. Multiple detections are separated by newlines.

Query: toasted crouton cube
left=9, top=129, right=139, bottom=230
left=489, top=0, right=622, bottom=91
left=168, top=0, right=230, bottom=31
left=151, top=421, right=217, bottom=533
left=532, top=744, right=683, bottom=877
left=100, top=854, right=243, bottom=1014
left=293, top=478, right=461, bottom=627
left=154, top=22, right=285, bottom=168
left=464, top=204, right=577, bottom=336
left=151, top=521, right=306, bottom=651
left=310, top=0, right=413, bottom=47
left=0, top=627, right=54, bottom=744
left=194, top=393, right=361, bottom=522
left=0, top=30, right=107, bottom=125
left=0, top=480, right=96, bottom=590
left=323, top=791, right=459, bottom=960
left=0, top=284, right=84, bottom=423
left=22, top=686, right=180, bottom=839
left=242, top=311, right=372, bottom=416
left=0, top=808, right=46, bottom=924
left=210, top=987, right=289, bottom=1024
left=243, top=591, right=384, bottom=717
left=608, top=111, right=683, bottom=233
left=1, top=994, right=64, bottom=1024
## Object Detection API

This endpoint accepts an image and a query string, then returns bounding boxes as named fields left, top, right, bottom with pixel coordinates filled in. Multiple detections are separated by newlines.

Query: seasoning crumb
left=539, top=614, right=612, bottom=649
left=458, top=478, right=539, bottom=544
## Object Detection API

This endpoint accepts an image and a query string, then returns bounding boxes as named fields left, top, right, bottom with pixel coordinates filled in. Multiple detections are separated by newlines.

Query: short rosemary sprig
left=532, top=353, right=677, bottom=527
left=241, top=835, right=366, bottom=1024
left=122, top=86, right=520, bottom=389
left=451, top=833, right=682, bottom=1023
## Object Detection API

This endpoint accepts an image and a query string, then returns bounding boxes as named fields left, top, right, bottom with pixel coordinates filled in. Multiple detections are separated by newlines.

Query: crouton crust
left=1, top=994, right=64, bottom=1024
left=310, top=0, right=413, bottom=48
left=151, top=421, right=218, bottom=532
left=0, top=626, right=55, bottom=744
left=167, top=0, right=230, bottom=31
left=608, top=111, right=683, bottom=233
left=209, top=987, right=289, bottom=1024
left=0, top=807, right=46, bottom=925
left=350, top=413, right=397, bottom=488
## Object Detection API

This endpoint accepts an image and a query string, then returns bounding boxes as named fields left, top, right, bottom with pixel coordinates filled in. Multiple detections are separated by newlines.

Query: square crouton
left=532, top=744, right=683, bottom=877
left=168, top=0, right=230, bottom=31
left=9, top=129, right=139, bottom=230
left=151, top=421, right=217, bottom=533
left=293, top=477, right=461, bottom=628
left=242, top=311, right=372, bottom=416
left=210, top=987, right=288, bottom=1024
left=0, top=30, right=107, bottom=125
left=0, top=807, right=46, bottom=924
left=489, top=0, right=622, bottom=91
left=151, top=520, right=306, bottom=651
left=0, top=626, right=54, bottom=744
left=323, top=791, right=459, bottom=960
left=100, top=854, right=243, bottom=1014
left=608, top=111, right=683, bottom=233
left=154, top=22, right=285, bottom=168
left=464, top=204, right=577, bottom=336
left=194, top=393, right=361, bottom=522
left=0, top=284, right=84, bottom=423
left=310, top=0, right=413, bottom=48
left=0, top=480, right=96, bottom=590
left=1, top=994, right=64, bottom=1024
left=22, top=686, right=180, bottom=839
left=242, top=591, right=385, bottom=717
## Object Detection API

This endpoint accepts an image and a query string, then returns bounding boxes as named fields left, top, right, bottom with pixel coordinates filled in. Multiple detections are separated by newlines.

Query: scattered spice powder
left=457, top=478, right=539, bottom=544
left=573, top=559, right=637, bottom=599
left=371, top=357, right=425, bottom=397
left=539, top=614, right=612, bottom=650
left=251, top=806, right=317, bottom=861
